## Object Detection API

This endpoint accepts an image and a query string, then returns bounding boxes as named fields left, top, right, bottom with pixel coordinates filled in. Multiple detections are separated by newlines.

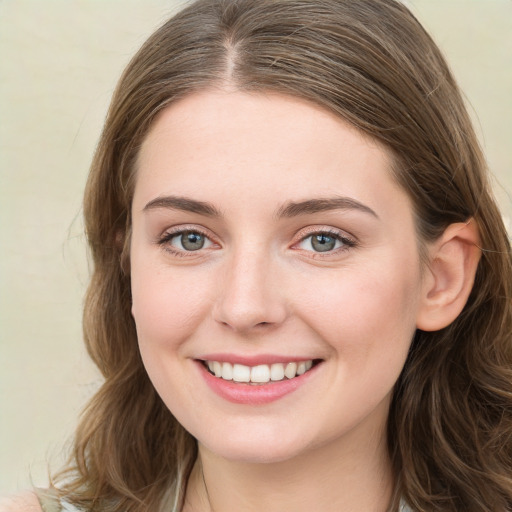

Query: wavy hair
left=54, top=1, right=512, bottom=510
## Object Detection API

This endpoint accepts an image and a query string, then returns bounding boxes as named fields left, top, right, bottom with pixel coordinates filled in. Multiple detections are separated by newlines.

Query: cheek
left=294, top=255, right=421, bottom=362
left=129, top=258, right=217, bottom=415
left=130, top=256, right=214, bottom=353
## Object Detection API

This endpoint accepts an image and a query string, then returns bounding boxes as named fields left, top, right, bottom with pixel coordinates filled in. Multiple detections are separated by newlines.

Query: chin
left=203, top=442, right=305, bottom=464
left=195, top=423, right=318, bottom=465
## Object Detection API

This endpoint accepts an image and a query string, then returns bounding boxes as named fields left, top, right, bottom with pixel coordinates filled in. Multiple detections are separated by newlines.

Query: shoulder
left=0, top=493, right=42, bottom=512
left=0, top=490, right=78, bottom=512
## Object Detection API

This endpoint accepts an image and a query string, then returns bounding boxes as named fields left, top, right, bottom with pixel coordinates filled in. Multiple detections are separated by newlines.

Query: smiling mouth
left=202, top=359, right=321, bottom=384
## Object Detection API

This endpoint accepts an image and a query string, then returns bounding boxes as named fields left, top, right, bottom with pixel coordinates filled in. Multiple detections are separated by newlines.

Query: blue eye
left=298, top=232, right=354, bottom=253
left=167, top=230, right=213, bottom=251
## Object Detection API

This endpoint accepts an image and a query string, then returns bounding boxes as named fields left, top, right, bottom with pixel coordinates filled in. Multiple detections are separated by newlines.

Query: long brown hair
left=54, top=1, right=512, bottom=510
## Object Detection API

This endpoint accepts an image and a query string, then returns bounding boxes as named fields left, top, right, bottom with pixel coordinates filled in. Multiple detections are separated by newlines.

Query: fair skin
left=129, top=90, right=479, bottom=512
left=7, top=90, right=479, bottom=512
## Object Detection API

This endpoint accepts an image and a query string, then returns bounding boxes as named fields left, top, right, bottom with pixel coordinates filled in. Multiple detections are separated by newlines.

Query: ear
left=416, top=219, right=481, bottom=332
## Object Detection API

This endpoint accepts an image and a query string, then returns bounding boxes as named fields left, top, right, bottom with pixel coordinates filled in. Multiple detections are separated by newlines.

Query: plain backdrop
left=1, top=0, right=511, bottom=493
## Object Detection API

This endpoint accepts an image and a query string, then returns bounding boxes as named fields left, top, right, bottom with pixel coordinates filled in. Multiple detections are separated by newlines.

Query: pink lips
left=195, top=355, right=320, bottom=405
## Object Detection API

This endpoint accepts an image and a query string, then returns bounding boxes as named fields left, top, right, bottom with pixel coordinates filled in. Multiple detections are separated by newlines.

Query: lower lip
left=196, top=361, right=320, bottom=405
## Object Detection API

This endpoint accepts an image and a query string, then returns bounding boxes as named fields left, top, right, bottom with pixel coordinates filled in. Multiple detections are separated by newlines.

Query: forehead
left=133, top=89, right=410, bottom=221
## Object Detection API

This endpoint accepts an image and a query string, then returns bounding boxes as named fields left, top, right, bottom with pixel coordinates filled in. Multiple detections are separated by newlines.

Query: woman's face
left=130, top=90, right=426, bottom=463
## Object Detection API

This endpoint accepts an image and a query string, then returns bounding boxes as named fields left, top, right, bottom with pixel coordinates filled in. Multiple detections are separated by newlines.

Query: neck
left=182, top=419, right=394, bottom=512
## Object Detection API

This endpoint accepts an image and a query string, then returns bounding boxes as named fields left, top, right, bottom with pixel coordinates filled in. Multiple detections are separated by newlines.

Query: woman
left=7, top=0, right=512, bottom=510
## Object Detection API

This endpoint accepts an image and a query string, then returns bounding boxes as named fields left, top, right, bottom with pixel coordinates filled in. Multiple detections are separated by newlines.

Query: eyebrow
left=143, top=195, right=223, bottom=217
left=276, top=197, right=379, bottom=219
left=143, top=195, right=378, bottom=220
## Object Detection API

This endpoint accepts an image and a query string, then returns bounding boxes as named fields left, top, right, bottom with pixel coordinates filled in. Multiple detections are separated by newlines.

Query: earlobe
left=416, top=219, right=481, bottom=332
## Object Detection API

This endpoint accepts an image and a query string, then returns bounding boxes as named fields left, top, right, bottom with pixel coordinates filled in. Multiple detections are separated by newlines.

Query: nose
left=213, top=248, right=288, bottom=334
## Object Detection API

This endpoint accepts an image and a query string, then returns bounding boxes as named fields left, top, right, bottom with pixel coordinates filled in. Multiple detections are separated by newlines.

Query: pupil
left=312, top=234, right=336, bottom=252
left=182, top=232, right=204, bottom=251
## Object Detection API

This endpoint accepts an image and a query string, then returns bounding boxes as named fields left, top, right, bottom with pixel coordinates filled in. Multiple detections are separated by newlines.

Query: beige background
left=0, top=0, right=511, bottom=493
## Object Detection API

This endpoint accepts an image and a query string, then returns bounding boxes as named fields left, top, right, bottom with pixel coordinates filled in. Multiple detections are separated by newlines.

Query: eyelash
left=157, top=227, right=358, bottom=257
left=293, top=228, right=357, bottom=257
left=157, top=227, right=216, bottom=257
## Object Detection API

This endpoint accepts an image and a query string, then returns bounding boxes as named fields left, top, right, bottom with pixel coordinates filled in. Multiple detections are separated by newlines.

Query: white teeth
left=232, top=364, right=250, bottom=382
left=284, top=362, right=298, bottom=379
left=221, top=362, right=233, bottom=380
left=251, top=365, right=270, bottom=383
left=270, top=363, right=285, bottom=381
left=213, top=361, right=222, bottom=377
left=205, top=360, right=315, bottom=383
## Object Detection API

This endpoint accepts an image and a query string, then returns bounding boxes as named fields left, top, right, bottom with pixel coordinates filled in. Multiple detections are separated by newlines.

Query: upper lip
left=197, top=353, right=321, bottom=366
